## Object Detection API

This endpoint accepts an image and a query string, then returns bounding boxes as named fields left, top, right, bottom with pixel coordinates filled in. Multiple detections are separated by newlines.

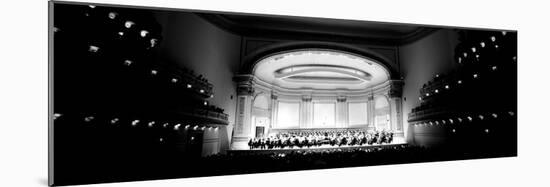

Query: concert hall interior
left=50, top=2, right=517, bottom=186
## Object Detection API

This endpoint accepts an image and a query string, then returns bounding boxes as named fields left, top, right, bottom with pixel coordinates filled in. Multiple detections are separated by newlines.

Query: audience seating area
left=408, top=30, right=517, bottom=153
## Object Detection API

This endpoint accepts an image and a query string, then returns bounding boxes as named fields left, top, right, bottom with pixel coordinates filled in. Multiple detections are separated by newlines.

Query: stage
left=227, top=143, right=408, bottom=156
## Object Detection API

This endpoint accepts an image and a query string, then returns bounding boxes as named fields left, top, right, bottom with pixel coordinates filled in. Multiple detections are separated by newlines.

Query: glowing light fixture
left=88, top=45, right=99, bottom=53
left=124, top=21, right=135, bottom=28
left=140, top=30, right=149, bottom=37
left=108, top=12, right=117, bottom=19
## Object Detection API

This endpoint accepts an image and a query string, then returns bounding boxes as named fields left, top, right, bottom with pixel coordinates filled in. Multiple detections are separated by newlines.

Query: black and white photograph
left=11, top=1, right=550, bottom=187
left=47, top=1, right=520, bottom=186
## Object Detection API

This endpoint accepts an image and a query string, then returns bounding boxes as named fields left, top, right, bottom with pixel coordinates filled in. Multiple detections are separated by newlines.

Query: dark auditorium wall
left=398, top=29, right=459, bottom=146
left=153, top=11, right=242, bottom=154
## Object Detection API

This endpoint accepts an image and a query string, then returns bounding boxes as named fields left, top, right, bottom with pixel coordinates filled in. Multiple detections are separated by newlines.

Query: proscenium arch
left=240, top=41, right=399, bottom=79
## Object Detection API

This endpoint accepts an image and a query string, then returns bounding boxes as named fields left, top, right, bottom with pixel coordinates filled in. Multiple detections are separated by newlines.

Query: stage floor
left=228, top=143, right=408, bottom=155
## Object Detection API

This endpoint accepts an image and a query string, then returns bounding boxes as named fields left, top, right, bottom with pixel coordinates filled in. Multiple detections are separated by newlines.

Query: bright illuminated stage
left=228, top=143, right=408, bottom=155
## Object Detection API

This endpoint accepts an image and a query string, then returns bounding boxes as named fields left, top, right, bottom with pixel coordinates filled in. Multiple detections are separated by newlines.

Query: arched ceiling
left=253, top=49, right=390, bottom=90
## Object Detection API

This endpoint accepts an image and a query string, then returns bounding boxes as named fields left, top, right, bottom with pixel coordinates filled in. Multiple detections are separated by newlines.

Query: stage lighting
left=442, top=120, right=446, bottom=124
left=513, top=56, right=517, bottom=62
left=200, top=89, right=204, bottom=93
left=214, top=127, right=219, bottom=131
left=124, top=21, right=135, bottom=29
left=467, top=116, right=473, bottom=121
left=502, top=31, right=507, bottom=36
left=418, top=97, right=422, bottom=101
left=479, top=115, right=484, bottom=120
left=457, top=80, right=462, bottom=84
left=485, top=129, right=489, bottom=133
left=495, top=45, right=499, bottom=49
left=88, top=45, right=99, bottom=53
left=108, top=12, right=117, bottom=19
left=458, top=57, right=462, bottom=63
left=480, top=42, right=486, bottom=48
left=89, top=5, right=95, bottom=8
left=131, top=120, right=139, bottom=126
left=185, top=125, right=190, bottom=129
left=171, top=78, right=178, bottom=83
left=491, top=36, right=496, bottom=42
left=201, top=126, right=206, bottom=131
left=435, top=121, right=439, bottom=125
left=187, top=84, right=192, bottom=88
left=476, top=54, right=480, bottom=59
left=174, top=124, right=181, bottom=130
left=110, top=118, right=119, bottom=124
left=457, top=118, right=463, bottom=122
left=449, top=119, right=454, bottom=124
left=118, top=32, right=124, bottom=36
left=452, top=129, right=456, bottom=133
left=151, top=70, right=158, bottom=75
left=204, top=101, right=208, bottom=106
left=435, top=74, right=440, bottom=78
left=473, top=74, right=478, bottom=78
left=445, top=85, right=449, bottom=89
left=492, top=66, right=497, bottom=71
left=434, top=89, right=439, bottom=93
left=492, top=113, right=498, bottom=118
left=463, top=52, right=468, bottom=57
left=471, top=47, right=476, bottom=53
left=146, top=121, right=155, bottom=127
left=193, top=125, right=198, bottom=130
left=124, top=60, right=133, bottom=66
left=210, top=94, right=214, bottom=98
left=163, top=123, right=169, bottom=128
left=508, top=111, right=515, bottom=116
left=53, top=27, right=59, bottom=33
left=159, top=138, right=164, bottom=142
left=425, top=93, right=430, bottom=96
left=140, top=30, right=149, bottom=37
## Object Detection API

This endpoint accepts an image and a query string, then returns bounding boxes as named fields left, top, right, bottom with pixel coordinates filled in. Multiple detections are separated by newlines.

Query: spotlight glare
left=491, top=36, right=496, bottom=42
left=187, top=84, right=192, bottom=88
left=200, top=89, right=204, bottom=93
left=171, top=78, right=178, bottom=83
left=445, top=85, right=449, bottom=89
left=457, top=80, right=462, bottom=84
left=151, top=70, right=158, bottom=75
left=480, top=42, right=485, bottom=48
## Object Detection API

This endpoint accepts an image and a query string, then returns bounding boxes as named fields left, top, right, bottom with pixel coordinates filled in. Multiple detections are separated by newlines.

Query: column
left=367, top=94, right=375, bottom=131
left=231, top=75, right=255, bottom=150
left=270, top=94, right=278, bottom=129
left=300, top=95, right=313, bottom=128
left=388, top=80, right=404, bottom=132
